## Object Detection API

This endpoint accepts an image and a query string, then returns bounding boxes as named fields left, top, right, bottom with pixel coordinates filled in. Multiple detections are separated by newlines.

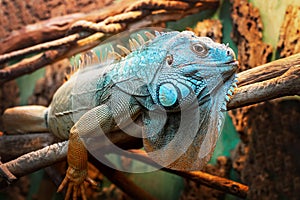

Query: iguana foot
left=57, top=167, right=96, bottom=200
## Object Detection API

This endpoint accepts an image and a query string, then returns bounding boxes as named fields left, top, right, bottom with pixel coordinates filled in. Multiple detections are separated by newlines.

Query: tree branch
left=237, top=53, right=300, bottom=86
left=0, top=141, right=67, bottom=188
left=89, top=155, right=157, bottom=200
left=0, top=0, right=219, bottom=83
left=118, top=149, right=249, bottom=198
left=227, top=53, right=300, bottom=109
left=0, top=133, right=58, bottom=162
left=0, top=137, right=248, bottom=198
left=228, top=65, right=299, bottom=109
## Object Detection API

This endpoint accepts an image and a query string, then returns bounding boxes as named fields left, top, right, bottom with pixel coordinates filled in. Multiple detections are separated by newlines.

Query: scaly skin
left=3, top=31, right=238, bottom=199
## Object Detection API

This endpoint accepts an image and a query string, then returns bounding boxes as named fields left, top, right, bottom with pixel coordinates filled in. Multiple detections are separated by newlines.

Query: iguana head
left=141, top=31, right=239, bottom=170
left=147, top=31, right=238, bottom=111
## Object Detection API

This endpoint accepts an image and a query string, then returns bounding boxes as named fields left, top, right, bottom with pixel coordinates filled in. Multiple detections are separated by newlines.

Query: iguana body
left=2, top=30, right=238, bottom=200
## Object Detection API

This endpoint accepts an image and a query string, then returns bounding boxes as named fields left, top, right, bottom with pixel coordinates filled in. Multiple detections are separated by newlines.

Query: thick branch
left=228, top=65, right=300, bottom=109
left=237, top=53, right=300, bottom=87
left=0, top=133, right=58, bottom=162
left=0, top=141, right=67, bottom=188
left=228, top=54, right=300, bottom=109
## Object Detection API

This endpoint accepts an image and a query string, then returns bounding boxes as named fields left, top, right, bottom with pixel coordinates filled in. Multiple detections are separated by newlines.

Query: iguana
left=2, top=30, right=238, bottom=199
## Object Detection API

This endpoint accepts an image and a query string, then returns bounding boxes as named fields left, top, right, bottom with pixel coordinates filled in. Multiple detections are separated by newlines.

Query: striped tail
left=2, top=106, right=49, bottom=134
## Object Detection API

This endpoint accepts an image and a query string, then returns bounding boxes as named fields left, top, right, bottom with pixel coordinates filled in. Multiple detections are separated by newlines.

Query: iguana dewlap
left=2, top=30, right=238, bottom=200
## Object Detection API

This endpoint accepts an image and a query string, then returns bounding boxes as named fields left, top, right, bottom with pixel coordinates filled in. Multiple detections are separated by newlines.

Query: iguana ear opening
left=166, top=54, right=173, bottom=66
left=158, top=83, right=179, bottom=107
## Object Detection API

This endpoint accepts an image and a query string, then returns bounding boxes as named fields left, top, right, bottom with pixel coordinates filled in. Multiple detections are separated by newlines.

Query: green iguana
left=2, top=30, right=238, bottom=200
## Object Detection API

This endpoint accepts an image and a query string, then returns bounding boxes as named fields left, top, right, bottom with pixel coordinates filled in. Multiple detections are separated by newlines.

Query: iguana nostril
left=226, top=48, right=236, bottom=59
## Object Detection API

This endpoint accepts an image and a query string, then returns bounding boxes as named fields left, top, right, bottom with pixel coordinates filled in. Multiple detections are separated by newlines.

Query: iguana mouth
left=224, top=60, right=239, bottom=66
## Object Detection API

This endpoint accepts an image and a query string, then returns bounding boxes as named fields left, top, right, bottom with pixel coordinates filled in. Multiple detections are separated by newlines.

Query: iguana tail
left=2, top=106, right=49, bottom=134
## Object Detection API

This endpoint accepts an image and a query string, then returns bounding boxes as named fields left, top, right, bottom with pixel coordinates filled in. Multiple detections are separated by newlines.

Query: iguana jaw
left=206, top=59, right=239, bottom=69
left=224, top=59, right=239, bottom=66
left=221, top=60, right=239, bottom=81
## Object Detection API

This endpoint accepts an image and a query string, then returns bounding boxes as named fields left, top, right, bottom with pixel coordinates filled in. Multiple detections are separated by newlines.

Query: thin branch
left=170, top=170, right=248, bottom=198
left=0, top=0, right=219, bottom=83
left=0, top=13, right=86, bottom=55
left=89, top=155, right=157, bottom=200
left=0, top=34, right=82, bottom=66
left=0, top=47, right=68, bottom=84
left=115, top=149, right=249, bottom=198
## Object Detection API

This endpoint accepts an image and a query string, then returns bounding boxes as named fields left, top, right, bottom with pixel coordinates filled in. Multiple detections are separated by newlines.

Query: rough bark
left=229, top=0, right=274, bottom=152
left=229, top=1, right=300, bottom=199
left=0, top=0, right=113, bottom=54
left=277, top=5, right=300, bottom=58
left=230, top=0, right=273, bottom=72
left=188, top=19, right=223, bottom=43
left=236, top=99, right=300, bottom=199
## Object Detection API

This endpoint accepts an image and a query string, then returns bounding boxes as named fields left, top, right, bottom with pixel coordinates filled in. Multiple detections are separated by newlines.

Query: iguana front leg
left=57, top=104, right=116, bottom=200
left=57, top=126, right=89, bottom=200
left=57, top=100, right=141, bottom=200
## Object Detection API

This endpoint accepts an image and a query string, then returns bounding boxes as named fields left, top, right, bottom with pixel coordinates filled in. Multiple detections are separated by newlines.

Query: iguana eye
left=191, top=43, right=208, bottom=57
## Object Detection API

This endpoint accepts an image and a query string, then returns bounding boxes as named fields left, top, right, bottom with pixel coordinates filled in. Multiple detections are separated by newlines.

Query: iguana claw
left=57, top=167, right=96, bottom=200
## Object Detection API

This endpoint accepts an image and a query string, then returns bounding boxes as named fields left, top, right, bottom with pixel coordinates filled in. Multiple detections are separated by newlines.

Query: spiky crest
left=65, top=31, right=156, bottom=80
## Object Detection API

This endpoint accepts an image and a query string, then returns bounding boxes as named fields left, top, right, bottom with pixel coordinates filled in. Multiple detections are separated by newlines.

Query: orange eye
left=191, top=43, right=208, bottom=57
